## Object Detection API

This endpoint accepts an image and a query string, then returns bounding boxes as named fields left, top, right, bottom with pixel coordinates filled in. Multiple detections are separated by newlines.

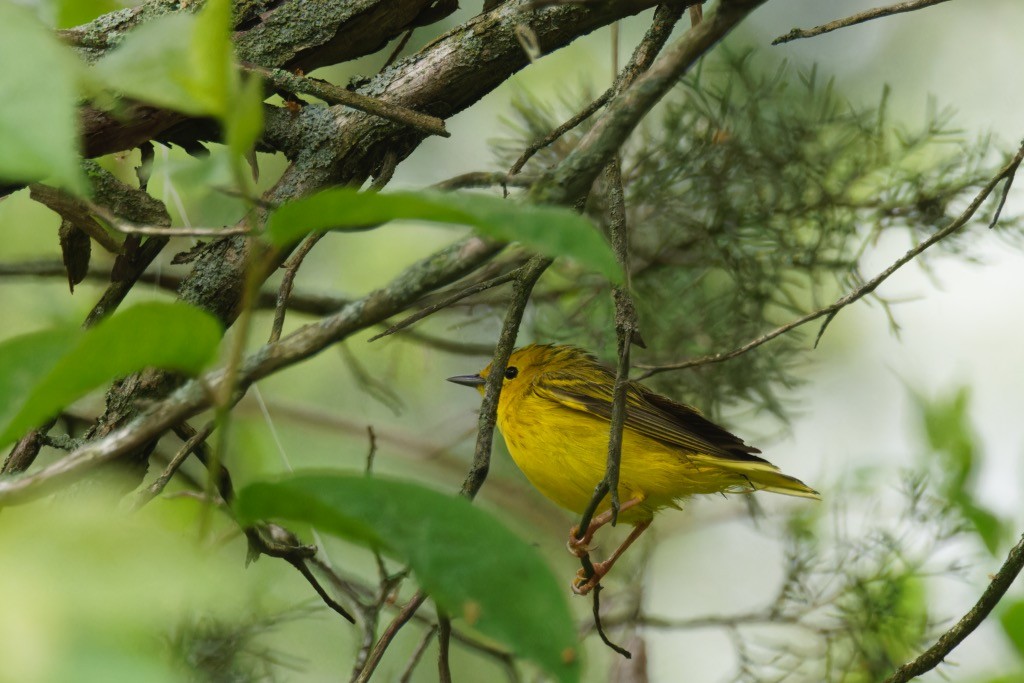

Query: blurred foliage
left=706, top=387, right=1021, bottom=683
left=724, top=473, right=962, bottom=682
left=914, top=386, right=1009, bottom=555
left=493, top=50, right=1020, bottom=422
left=168, top=607, right=313, bottom=683
left=0, top=491, right=251, bottom=683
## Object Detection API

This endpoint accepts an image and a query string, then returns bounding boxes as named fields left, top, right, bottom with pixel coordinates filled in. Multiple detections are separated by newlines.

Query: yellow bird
left=449, top=344, right=819, bottom=594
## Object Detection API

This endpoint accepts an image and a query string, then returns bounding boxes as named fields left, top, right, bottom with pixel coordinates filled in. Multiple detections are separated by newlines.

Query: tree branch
left=773, top=0, right=953, bottom=45
left=884, top=533, right=1024, bottom=683
left=242, top=63, right=449, bottom=138
left=537, top=0, right=767, bottom=205
left=0, top=236, right=502, bottom=507
left=460, top=256, right=551, bottom=499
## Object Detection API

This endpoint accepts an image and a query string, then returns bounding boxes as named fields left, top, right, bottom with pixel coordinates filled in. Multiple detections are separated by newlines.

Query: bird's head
left=447, top=344, right=598, bottom=401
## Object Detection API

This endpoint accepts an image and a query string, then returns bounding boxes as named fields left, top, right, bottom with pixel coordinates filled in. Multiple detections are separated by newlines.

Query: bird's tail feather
left=704, top=457, right=821, bottom=500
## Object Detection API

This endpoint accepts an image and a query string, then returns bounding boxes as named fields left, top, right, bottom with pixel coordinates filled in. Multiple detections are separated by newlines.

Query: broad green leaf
left=266, top=188, right=622, bottom=282
left=94, top=1, right=233, bottom=120
left=0, top=2, right=86, bottom=192
left=235, top=474, right=582, bottom=683
left=0, top=302, right=222, bottom=448
left=1001, top=599, right=1024, bottom=658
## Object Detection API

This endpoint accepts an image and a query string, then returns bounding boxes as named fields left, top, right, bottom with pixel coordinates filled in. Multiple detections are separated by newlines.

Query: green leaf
left=918, top=386, right=974, bottom=492
left=914, top=387, right=1008, bottom=555
left=226, top=73, right=265, bottom=156
left=266, top=188, right=622, bottom=282
left=189, top=0, right=233, bottom=117
left=94, top=14, right=205, bottom=116
left=94, top=0, right=233, bottom=120
left=1001, top=599, right=1024, bottom=658
left=0, top=2, right=86, bottom=192
left=0, top=328, right=79, bottom=440
left=961, top=499, right=1006, bottom=556
left=0, top=302, right=222, bottom=448
left=235, top=473, right=581, bottom=683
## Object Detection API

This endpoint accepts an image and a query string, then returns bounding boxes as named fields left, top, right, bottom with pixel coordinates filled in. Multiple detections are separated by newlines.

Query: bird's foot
left=566, top=527, right=595, bottom=558
left=571, top=563, right=608, bottom=596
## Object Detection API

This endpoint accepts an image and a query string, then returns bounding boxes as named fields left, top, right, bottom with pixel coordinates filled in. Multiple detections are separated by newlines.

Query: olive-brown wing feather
left=533, top=370, right=769, bottom=464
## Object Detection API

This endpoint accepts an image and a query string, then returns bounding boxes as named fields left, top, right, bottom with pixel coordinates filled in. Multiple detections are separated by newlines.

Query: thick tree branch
left=64, top=0, right=454, bottom=158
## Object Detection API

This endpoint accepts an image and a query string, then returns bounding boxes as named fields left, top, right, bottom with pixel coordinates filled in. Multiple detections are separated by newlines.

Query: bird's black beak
left=447, top=373, right=486, bottom=388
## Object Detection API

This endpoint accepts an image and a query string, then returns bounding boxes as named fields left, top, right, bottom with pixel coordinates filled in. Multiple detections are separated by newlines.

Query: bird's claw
left=567, top=536, right=592, bottom=558
left=571, top=566, right=604, bottom=596
left=567, top=525, right=596, bottom=558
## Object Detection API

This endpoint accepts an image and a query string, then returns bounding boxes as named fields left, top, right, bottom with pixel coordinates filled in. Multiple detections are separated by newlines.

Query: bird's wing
left=534, top=370, right=769, bottom=464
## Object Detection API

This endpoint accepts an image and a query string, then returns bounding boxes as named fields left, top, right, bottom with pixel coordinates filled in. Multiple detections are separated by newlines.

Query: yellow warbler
left=449, top=344, right=818, bottom=594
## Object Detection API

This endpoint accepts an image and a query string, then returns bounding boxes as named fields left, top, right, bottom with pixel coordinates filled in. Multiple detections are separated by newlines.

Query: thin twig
left=269, top=233, right=325, bottom=343
left=242, top=62, right=449, bottom=138
left=28, top=184, right=123, bottom=254
left=438, top=616, right=453, bottom=683
left=283, top=554, right=358, bottom=623
left=772, top=0, right=953, bottom=45
left=509, top=2, right=688, bottom=179
left=434, top=172, right=537, bottom=191
left=365, top=426, right=378, bottom=475
left=399, top=625, right=438, bottom=683
left=460, top=256, right=551, bottom=499
left=884, top=533, right=1024, bottom=683
left=588, top=609, right=804, bottom=634
left=989, top=143, right=1022, bottom=229
left=569, top=4, right=682, bottom=617
left=574, top=160, right=638, bottom=658
left=353, top=591, right=429, bottom=683
left=131, top=421, right=215, bottom=510
left=537, top=0, right=765, bottom=204
left=638, top=140, right=1024, bottom=379
left=592, top=584, right=632, bottom=658
left=90, top=198, right=250, bottom=236
left=383, top=29, right=415, bottom=70
left=368, top=269, right=519, bottom=342
left=508, top=92, right=611, bottom=176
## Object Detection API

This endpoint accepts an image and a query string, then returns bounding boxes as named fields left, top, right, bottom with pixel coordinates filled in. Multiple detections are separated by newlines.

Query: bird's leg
left=572, top=519, right=652, bottom=595
left=567, top=496, right=644, bottom=558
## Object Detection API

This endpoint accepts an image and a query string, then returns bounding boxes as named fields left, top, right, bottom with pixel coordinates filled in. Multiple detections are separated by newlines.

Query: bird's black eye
left=504, top=366, right=519, bottom=380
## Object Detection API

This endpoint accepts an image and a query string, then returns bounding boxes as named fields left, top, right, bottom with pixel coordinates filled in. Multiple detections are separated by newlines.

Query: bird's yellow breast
left=497, top=390, right=748, bottom=524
